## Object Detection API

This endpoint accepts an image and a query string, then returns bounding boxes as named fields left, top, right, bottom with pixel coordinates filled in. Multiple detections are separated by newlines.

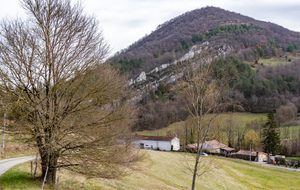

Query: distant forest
left=133, top=56, right=300, bottom=131
left=110, top=7, right=300, bottom=78
left=107, top=7, right=300, bottom=133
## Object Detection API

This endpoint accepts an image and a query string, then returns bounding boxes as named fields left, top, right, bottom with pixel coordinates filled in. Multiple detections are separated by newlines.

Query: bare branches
left=175, top=48, right=236, bottom=190
left=0, top=0, right=136, bottom=185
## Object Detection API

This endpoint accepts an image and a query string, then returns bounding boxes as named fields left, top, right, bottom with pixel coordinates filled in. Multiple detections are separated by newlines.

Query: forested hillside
left=109, top=6, right=300, bottom=77
left=108, top=6, right=300, bottom=131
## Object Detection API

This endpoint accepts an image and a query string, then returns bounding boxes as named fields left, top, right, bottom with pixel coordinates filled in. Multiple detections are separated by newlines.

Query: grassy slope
left=286, top=157, right=300, bottom=161
left=0, top=134, right=36, bottom=160
left=138, top=112, right=267, bottom=136
left=258, top=54, right=300, bottom=66
left=1, top=150, right=299, bottom=190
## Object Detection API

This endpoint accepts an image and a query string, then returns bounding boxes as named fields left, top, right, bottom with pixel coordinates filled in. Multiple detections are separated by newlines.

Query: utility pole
left=2, top=113, right=5, bottom=149
left=250, top=144, right=251, bottom=161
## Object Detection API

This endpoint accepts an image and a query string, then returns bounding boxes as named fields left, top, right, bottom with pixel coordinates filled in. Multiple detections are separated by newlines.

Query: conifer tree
left=262, top=111, right=281, bottom=154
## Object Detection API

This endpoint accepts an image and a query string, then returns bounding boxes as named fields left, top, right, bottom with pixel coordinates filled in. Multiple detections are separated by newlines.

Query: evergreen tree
left=262, top=111, right=281, bottom=154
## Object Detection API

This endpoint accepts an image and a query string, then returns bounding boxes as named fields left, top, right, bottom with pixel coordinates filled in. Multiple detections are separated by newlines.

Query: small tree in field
left=0, top=0, right=139, bottom=185
left=176, top=50, right=239, bottom=190
left=262, top=111, right=281, bottom=154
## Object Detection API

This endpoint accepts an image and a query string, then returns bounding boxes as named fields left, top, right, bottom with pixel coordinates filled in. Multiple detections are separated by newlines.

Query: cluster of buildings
left=132, top=135, right=272, bottom=163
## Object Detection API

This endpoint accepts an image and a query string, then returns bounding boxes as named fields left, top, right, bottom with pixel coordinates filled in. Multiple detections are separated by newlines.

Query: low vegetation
left=0, top=134, right=36, bottom=160
left=137, top=112, right=266, bottom=136
left=257, top=54, right=300, bottom=66
left=1, top=150, right=299, bottom=189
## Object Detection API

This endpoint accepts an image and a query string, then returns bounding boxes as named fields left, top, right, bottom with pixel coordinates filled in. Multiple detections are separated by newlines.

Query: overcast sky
left=1, top=0, right=300, bottom=56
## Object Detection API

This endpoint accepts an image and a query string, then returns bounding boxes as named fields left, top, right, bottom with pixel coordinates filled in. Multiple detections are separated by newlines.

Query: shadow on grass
left=0, top=171, right=42, bottom=189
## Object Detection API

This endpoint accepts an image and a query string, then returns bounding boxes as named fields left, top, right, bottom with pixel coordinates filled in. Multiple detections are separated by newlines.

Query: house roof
left=205, top=140, right=235, bottom=151
left=186, top=143, right=213, bottom=149
left=233, top=150, right=257, bottom=156
left=133, top=135, right=175, bottom=141
left=186, top=140, right=235, bottom=151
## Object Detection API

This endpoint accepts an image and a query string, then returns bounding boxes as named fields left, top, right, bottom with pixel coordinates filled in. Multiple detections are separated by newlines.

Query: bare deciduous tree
left=276, top=102, right=298, bottom=125
left=0, top=0, right=139, bottom=185
left=175, top=50, right=239, bottom=190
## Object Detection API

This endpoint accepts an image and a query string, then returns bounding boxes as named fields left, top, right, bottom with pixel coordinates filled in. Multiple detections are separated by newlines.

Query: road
left=252, top=161, right=300, bottom=172
left=0, top=155, right=35, bottom=176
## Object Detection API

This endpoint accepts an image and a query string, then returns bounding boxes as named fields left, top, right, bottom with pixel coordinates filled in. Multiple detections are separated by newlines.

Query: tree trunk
left=191, top=153, right=200, bottom=190
left=41, top=152, right=58, bottom=185
left=43, top=167, right=57, bottom=185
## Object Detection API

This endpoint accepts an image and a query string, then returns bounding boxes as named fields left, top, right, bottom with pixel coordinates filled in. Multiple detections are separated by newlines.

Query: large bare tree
left=0, top=0, right=138, bottom=185
left=176, top=50, right=239, bottom=190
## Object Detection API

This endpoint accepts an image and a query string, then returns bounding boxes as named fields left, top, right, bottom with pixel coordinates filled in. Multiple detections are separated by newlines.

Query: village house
left=132, top=135, right=180, bottom=151
left=256, top=152, right=268, bottom=162
left=268, top=154, right=286, bottom=163
left=230, top=150, right=258, bottom=161
left=186, top=140, right=235, bottom=155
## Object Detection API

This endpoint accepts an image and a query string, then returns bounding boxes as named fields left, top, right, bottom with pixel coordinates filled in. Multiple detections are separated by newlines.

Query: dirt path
left=0, top=155, right=35, bottom=176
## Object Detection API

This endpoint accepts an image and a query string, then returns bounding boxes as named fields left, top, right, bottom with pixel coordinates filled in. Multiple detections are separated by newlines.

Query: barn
left=132, top=135, right=180, bottom=151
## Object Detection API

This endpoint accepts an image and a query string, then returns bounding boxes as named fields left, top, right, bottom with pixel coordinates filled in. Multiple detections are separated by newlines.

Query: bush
left=275, top=157, right=285, bottom=165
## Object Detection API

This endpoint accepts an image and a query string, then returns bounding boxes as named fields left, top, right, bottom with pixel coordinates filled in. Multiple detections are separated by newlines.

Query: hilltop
left=110, top=6, right=300, bottom=77
left=108, top=6, right=300, bottom=132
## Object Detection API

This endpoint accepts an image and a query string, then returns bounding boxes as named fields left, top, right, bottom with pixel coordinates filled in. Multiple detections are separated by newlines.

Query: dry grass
left=258, top=54, right=300, bottom=66
left=0, top=134, right=36, bottom=160
left=1, top=150, right=300, bottom=189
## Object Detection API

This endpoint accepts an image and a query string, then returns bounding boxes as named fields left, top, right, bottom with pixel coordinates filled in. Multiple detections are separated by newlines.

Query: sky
left=1, top=0, right=300, bottom=56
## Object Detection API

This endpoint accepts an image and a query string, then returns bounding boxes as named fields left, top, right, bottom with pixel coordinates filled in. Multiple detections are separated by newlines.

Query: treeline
left=112, top=58, right=143, bottom=74
left=133, top=56, right=300, bottom=132
left=168, top=110, right=300, bottom=156
left=175, top=24, right=263, bottom=54
left=237, top=60, right=300, bottom=111
left=133, top=83, right=189, bottom=131
left=192, top=23, right=263, bottom=44
left=213, top=56, right=300, bottom=112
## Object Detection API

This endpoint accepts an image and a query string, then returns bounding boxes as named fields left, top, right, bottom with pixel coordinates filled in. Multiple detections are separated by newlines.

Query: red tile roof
left=233, top=150, right=257, bottom=156
left=187, top=140, right=235, bottom=151
left=133, top=135, right=175, bottom=141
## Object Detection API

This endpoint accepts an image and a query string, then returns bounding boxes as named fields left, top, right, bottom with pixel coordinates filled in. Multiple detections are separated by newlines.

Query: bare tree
left=0, top=0, right=139, bottom=185
left=175, top=50, right=238, bottom=190
left=276, top=102, right=298, bottom=125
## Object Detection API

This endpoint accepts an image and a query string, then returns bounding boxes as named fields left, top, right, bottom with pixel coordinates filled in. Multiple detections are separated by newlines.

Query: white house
left=132, top=135, right=180, bottom=151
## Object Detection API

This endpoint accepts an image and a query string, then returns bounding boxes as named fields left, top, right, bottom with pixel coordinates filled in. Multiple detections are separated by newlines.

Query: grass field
left=257, top=54, right=300, bottom=66
left=286, top=157, right=300, bottom=161
left=138, top=112, right=267, bottom=136
left=1, top=150, right=299, bottom=189
left=280, top=126, right=300, bottom=140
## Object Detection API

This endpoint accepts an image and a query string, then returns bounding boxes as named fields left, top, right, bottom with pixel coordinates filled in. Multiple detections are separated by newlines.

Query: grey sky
left=1, top=0, right=300, bottom=56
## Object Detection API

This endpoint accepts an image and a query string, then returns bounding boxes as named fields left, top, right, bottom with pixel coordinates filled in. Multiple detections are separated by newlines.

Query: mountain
left=108, top=6, right=300, bottom=131
left=110, top=6, right=300, bottom=77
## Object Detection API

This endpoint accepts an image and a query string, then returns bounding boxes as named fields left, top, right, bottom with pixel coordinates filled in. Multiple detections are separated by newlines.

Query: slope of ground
left=137, top=112, right=267, bottom=136
left=0, top=134, right=36, bottom=160
left=1, top=150, right=299, bottom=189
left=257, top=54, right=300, bottom=66
left=110, top=6, right=300, bottom=77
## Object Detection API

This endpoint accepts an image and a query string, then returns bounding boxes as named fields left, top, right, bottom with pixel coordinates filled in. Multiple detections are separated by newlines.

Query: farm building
left=132, top=135, right=180, bottom=151
left=230, top=150, right=258, bottom=161
left=256, top=152, right=268, bottom=162
left=186, top=140, right=235, bottom=155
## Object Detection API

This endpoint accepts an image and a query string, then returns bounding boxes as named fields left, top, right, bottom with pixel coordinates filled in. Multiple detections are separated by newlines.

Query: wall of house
left=228, top=154, right=257, bottom=161
left=171, top=138, right=180, bottom=151
left=132, top=140, right=172, bottom=151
